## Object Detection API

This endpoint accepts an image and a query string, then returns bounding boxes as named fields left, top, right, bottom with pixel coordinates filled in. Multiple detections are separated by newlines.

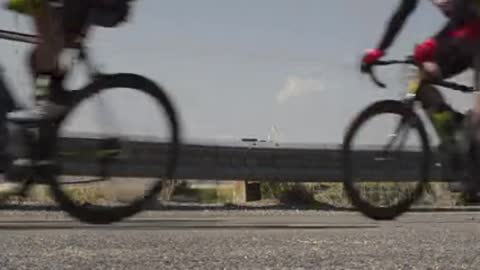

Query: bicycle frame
left=378, top=70, right=429, bottom=155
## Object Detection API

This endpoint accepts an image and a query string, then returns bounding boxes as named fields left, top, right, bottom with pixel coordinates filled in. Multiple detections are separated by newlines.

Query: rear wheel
left=48, top=73, right=180, bottom=224
left=342, top=100, right=431, bottom=220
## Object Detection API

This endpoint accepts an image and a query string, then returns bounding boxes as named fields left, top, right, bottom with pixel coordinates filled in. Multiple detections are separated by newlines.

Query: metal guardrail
left=53, top=137, right=446, bottom=182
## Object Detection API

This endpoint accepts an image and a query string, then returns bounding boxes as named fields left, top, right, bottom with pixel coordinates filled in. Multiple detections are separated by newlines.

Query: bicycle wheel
left=48, top=73, right=180, bottom=224
left=342, top=100, right=431, bottom=220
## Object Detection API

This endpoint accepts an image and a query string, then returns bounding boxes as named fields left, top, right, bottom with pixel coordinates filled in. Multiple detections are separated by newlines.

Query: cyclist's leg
left=415, top=81, right=464, bottom=182
left=35, top=0, right=92, bottom=164
left=7, top=0, right=67, bottom=123
left=34, top=0, right=91, bottom=161
left=6, top=0, right=91, bottom=182
left=41, top=0, right=92, bottom=103
left=31, top=2, right=64, bottom=74
left=416, top=84, right=464, bottom=139
left=8, top=0, right=92, bottom=122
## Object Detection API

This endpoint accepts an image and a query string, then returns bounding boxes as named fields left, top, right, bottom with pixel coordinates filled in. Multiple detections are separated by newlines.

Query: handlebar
left=362, top=57, right=415, bottom=88
left=363, top=57, right=476, bottom=93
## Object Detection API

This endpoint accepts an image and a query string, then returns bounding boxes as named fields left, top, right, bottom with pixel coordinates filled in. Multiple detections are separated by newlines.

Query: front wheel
left=342, top=100, right=431, bottom=220
left=48, top=73, right=181, bottom=224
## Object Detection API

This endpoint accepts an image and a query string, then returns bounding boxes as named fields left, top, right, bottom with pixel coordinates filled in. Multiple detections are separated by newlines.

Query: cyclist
left=361, top=0, right=480, bottom=201
left=0, top=0, right=132, bottom=193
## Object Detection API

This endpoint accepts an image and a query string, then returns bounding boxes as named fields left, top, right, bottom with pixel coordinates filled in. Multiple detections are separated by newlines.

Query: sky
left=0, top=1, right=476, bottom=145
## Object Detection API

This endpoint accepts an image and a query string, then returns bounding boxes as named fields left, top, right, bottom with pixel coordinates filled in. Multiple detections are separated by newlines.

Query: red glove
left=361, top=48, right=384, bottom=73
left=414, top=38, right=437, bottom=63
left=362, top=49, right=385, bottom=65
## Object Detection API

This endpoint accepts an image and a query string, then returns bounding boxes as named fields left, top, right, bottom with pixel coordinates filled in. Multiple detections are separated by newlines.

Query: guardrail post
left=246, top=181, right=261, bottom=201
left=232, top=180, right=261, bottom=203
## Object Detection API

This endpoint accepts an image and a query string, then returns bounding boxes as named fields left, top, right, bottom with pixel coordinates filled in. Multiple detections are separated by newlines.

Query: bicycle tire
left=342, top=100, right=431, bottom=220
left=48, top=73, right=180, bottom=224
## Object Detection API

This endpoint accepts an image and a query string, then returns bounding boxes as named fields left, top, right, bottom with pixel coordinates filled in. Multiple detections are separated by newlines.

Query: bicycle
left=0, top=28, right=181, bottom=224
left=342, top=56, right=480, bottom=220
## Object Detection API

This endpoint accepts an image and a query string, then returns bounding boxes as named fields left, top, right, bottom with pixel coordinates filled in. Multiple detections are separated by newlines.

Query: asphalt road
left=0, top=209, right=478, bottom=270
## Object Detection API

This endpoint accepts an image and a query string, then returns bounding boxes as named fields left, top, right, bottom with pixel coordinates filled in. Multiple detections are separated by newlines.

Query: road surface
left=0, top=208, right=478, bottom=269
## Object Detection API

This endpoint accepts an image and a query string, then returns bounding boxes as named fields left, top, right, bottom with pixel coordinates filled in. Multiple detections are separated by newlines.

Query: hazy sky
left=0, top=1, right=476, bottom=145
